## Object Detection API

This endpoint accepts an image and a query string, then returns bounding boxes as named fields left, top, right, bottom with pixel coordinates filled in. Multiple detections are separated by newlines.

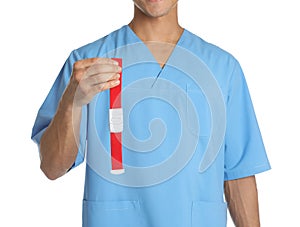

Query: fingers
left=73, top=58, right=118, bottom=70
left=88, top=73, right=120, bottom=86
left=70, top=57, right=122, bottom=106
left=86, top=64, right=121, bottom=77
left=73, top=58, right=121, bottom=82
left=92, top=78, right=120, bottom=94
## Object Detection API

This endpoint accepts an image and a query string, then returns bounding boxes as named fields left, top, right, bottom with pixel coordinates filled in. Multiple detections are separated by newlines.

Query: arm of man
left=224, top=175, right=260, bottom=227
left=39, top=58, right=121, bottom=180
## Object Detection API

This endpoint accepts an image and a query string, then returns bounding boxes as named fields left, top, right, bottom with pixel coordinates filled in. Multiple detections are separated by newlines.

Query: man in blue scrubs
left=32, top=0, right=270, bottom=226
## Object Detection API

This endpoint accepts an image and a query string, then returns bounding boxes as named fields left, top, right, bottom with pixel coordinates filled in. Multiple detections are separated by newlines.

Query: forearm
left=224, top=175, right=260, bottom=227
left=40, top=86, right=81, bottom=180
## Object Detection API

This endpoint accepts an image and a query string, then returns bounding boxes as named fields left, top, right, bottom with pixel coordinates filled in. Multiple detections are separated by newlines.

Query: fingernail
left=112, top=60, right=119, bottom=65
left=112, top=80, right=120, bottom=86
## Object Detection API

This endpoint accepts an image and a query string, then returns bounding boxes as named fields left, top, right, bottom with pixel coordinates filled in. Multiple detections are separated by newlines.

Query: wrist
left=58, top=87, right=82, bottom=119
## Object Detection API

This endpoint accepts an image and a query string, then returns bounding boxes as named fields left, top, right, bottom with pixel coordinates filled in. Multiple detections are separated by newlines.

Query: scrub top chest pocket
left=186, top=84, right=211, bottom=137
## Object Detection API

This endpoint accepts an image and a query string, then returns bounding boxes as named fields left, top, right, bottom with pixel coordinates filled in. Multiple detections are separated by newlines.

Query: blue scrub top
left=32, top=25, right=270, bottom=227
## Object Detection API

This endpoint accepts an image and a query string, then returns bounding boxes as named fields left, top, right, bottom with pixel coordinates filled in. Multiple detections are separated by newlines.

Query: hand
left=66, top=58, right=121, bottom=107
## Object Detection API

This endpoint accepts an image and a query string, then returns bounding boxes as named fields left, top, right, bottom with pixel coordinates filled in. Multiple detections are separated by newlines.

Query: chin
left=134, top=0, right=178, bottom=18
left=145, top=9, right=171, bottom=18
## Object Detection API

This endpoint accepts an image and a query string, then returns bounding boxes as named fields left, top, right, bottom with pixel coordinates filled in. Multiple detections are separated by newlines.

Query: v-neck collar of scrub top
left=124, top=25, right=187, bottom=83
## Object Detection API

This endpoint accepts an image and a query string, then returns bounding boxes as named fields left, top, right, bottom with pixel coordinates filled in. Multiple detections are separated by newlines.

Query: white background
left=1, top=0, right=299, bottom=226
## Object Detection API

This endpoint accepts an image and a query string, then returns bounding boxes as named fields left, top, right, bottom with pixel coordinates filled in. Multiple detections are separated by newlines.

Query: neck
left=128, top=5, right=183, bottom=44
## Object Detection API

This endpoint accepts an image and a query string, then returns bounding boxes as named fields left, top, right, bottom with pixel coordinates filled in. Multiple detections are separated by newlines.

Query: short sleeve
left=224, top=61, right=271, bottom=180
left=31, top=50, right=86, bottom=170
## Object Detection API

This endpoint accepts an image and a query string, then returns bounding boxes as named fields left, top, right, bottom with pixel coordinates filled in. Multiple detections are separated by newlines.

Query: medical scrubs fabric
left=32, top=25, right=270, bottom=227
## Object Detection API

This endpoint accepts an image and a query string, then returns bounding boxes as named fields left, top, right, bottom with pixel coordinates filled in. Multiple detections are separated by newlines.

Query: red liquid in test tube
left=109, top=58, right=124, bottom=174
